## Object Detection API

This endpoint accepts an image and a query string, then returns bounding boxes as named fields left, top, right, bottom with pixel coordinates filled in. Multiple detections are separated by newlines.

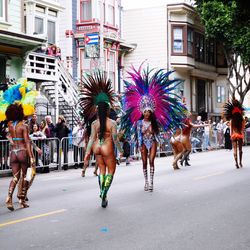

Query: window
left=109, top=51, right=115, bottom=86
left=195, top=33, right=205, bottom=62
left=35, top=17, right=44, bottom=34
left=48, top=20, right=56, bottom=44
left=107, top=5, right=114, bottom=25
left=0, top=0, right=6, bottom=20
left=187, top=28, right=193, bottom=56
left=81, top=0, right=92, bottom=21
left=217, top=86, right=225, bottom=103
left=48, top=9, right=57, bottom=17
left=173, top=27, right=183, bottom=53
left=205, top=39, right=215, bottom=65
left=36, top=5, right=45, bottom=14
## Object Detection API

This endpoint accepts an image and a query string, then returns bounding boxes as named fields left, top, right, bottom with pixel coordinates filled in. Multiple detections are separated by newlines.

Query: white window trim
left=33, top=6, right=58, bottom=44
left=0, top=0, right=6, bottom=21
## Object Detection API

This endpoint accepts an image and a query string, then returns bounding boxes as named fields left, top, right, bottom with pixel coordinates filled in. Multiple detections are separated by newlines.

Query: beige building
left=122, top=2, right=228, bottom=121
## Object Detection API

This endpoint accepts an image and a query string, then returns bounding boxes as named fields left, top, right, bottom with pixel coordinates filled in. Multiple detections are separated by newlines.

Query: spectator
left=40, top=120, right=51, bottom=172
left=72, top=121, right=85, bottom=169
left=122, top=137, right=131, bottom=165
left=0, top=121, right=9, bottom=170
left=224, top=121, right=232, bottom=150
left=45, top=115, right=55, bottom=163
left=45, top=115, right=55, bottom=138
left=216, top=119, right=225, bottom=147
left=29, top=114, right=39, bottom=134
left=30, top=124, right=46, bottom=172
left=193, top=115, right=204, bottom=151
left=56, top=47, right=61, bottom=60
left=54, top=115, right=70, bottom=170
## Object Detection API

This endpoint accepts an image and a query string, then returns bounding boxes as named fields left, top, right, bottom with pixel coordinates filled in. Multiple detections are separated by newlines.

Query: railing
left=1, top=131, right=250, bottom=174
left=25, top=52, right=79, bottom=107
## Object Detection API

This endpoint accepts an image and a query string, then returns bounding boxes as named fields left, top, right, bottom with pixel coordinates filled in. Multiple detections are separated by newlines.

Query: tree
left=195, top=0, right=250, bottom=104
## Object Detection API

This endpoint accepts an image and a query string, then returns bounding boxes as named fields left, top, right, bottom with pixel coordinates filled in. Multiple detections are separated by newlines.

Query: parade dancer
left=171, top=117, right=207, bottom=170
left=79, top=71, right=123, bottom=208
left=0, top=79, right=37, bottom=210
left=121, top=66, right=187, bottom=191
left=223, top=99, right=245, bottom=168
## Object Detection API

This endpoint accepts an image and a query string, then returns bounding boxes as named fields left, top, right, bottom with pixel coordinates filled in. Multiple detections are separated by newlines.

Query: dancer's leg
left=141, top=145, right=149, bottom=191
left=101, top=155, right=116, bottom=207
left=232, top=140, right=239, bottom=168
left=6, top=152, right=21, bottom=211
left=148, top=142, right=157, bottom=191
left=18, top=151, right=29, bottom=208
left=238, top=139, right=243, bottom=167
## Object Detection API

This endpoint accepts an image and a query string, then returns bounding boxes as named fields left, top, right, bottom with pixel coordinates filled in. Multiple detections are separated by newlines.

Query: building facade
left=0, top=0, right=44, bottom=85
left=122, top=2, right=228, bottom=121
left=74, top=0, right=134, bottom=92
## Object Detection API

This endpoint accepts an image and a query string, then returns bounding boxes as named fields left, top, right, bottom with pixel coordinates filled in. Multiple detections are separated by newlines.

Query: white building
left=122, top=2, right=228, bottom=121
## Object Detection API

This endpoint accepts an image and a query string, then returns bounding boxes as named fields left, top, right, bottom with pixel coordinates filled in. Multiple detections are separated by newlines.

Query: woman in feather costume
left=79, top=71, right=123, bottom=208
left=223, top=99, right=245, bottom=168
left=121, top=66, right=187, bottom=191
left=0, top=79, right=37, bottom=210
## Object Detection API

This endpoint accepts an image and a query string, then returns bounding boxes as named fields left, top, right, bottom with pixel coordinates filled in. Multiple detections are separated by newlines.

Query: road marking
left=0, top=209, right=66, bottom=228
left=193, top=171, right=225, bottom=181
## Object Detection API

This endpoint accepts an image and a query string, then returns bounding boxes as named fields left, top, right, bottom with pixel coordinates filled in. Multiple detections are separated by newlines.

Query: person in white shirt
left=72, top=121, right=85, bottom=169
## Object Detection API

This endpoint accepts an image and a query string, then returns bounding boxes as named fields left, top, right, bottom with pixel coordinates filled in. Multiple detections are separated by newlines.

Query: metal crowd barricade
left=60, top=137, right=85, bottom=170
left=31, top=137, right=60, bottom=172
left=0, top=139, right=11, bottom=171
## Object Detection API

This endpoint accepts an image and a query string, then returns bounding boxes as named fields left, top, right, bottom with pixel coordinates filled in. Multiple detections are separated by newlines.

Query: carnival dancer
left=223, top=99, right=245, bottom=168
left=171, top=117, right=208, bottom=170
left=121, top=66, right=187, bottom=191
left=79, top=71, right=123, bottom=208
left=0, top=79, right=38, bottom=210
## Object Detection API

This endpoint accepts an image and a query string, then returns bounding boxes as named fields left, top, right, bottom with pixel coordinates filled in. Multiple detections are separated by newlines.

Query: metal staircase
left=25, top=52, right=79, bottom=127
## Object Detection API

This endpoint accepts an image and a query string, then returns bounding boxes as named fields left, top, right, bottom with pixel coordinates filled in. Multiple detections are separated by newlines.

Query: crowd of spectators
left=35, top=44, right=61, bottom=60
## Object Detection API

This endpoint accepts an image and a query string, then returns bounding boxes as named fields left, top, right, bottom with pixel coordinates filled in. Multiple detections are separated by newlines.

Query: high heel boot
left=19, top=179, right=29, bottom=208
left=143, top=168, right=149, bottom=191
left=100, top=174, right=113, bottom=208
left=149, top=166, right=154, bottom=192
left=6, top=187, right=15, bottom=211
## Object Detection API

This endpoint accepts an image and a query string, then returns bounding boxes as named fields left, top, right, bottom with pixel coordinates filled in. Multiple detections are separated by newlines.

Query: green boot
left=98, top=174, right=105, bottom=197
left=100, top=174, right=113, bottom=208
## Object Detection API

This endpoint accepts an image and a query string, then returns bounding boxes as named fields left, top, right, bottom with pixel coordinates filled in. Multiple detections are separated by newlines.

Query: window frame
left=107, top=4, right=115, bottom=26
left=194, top=32, right=205, bottom=63
left=80, top=0, right=92, bottom=22
left=34, top=16, right=44, bottom=35
left=217, top=85, right=226, bottom=103
left=47, top=20, right=56, bottom=44
left=0, top=0, right=6, bottom=21
left=171, top=25, right=188, bottom=55
left=187, top=27, right=194, bottom=57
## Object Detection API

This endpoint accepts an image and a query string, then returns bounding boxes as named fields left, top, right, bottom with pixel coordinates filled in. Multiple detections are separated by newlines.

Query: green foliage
left=196, top=0, right=250, bottom=65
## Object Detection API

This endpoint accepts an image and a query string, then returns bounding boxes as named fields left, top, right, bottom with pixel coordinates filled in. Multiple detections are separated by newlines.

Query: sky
left=121, top=0, right=192, bottom=9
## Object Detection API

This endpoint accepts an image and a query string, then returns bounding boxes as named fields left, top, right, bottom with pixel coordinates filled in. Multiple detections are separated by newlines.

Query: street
left=0, top=147, right=250, bottom=250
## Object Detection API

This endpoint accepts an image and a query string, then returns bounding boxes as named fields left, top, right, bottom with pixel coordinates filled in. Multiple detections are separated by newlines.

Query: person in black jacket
left=54, top=115, right=70, bottom=170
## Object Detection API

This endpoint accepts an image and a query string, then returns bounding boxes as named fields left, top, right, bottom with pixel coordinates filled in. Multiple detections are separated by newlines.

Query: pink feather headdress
left=121, top=65, right=188, bottom=135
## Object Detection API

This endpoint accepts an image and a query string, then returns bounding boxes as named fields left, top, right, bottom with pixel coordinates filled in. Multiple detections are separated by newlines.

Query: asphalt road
left=0, top=147, right=250, bottom=250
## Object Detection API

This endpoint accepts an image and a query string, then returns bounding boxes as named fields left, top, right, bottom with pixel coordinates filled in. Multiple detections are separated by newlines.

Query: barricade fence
left=1, top=131, right=250, bottom=173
